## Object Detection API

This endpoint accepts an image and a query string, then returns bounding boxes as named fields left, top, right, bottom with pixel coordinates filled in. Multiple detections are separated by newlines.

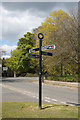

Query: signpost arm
left=39, top=38, right=42, bottom=109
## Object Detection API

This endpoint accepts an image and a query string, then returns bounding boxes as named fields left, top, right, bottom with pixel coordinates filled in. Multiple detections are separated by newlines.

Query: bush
left=47, top=75, right=79, bottom=82
left=25, top=73, right=38, bottom=77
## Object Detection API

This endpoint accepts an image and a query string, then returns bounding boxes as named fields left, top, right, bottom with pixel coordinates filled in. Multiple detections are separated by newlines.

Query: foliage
left=2, top=58, right=6, bottom=67
left=6, top=32, right=38, bottom=75
left=47, top=75, right=79, bottom=82
left=5, top=9, right=79, bottom=81
left=35, top=9, right=78, bottom=76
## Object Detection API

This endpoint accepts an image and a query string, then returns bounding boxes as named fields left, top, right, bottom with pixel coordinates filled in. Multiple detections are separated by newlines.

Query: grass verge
left=47, top=75, right=79, bottom=82
left=2, top=102, right=78, bottom=118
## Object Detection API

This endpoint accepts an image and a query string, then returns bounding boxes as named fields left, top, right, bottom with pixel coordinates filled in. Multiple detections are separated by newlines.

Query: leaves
left=5, top=9, right=78, bottom=77
left=35, top=9, right=78, bottom=76
left=6, top=32, right=38, bottom=74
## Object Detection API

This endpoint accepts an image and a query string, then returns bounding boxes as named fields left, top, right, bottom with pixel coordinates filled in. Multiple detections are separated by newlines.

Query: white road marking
left=45, top=99, right=51, bottom=103
left=0, top=84, right=38, bottom=100
left=33, top=96, right=36, bottom=98
left=1, top=84, right=74, bottom=106
left=24, top=91, right=31, bottom=94
left=45, top=97, right=50, bottom=100
left=1, top=83, right=40, bottom=101
left=45, top=96, right=58, bottom=102
left=36, top=97, right=39, bottom=99
left=52, top=99, right=57, bottom=102
left=61, top=102, right=66, bottom=104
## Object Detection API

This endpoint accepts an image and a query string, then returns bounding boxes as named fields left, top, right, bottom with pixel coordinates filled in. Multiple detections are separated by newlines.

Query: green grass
left=2, top=102, right=78, bottom=118
left=0, top=103, right=2, bottom=120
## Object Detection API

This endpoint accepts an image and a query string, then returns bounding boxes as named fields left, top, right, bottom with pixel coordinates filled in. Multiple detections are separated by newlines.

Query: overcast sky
left=0, top=2, right=78, bottom=58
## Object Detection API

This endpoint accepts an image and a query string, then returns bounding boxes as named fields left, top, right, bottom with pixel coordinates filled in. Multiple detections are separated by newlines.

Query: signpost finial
left=38, top=33, right=44, bottom=39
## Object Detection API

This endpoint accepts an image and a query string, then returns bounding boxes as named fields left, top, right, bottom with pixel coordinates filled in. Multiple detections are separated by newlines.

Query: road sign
left=42, top=44, right=56, bottom=50
left=29, top=47, right=39, bottom=53
left=3, top=67, right=8, bottom=71
left=28, top=33, right=56, bottom=109
left=29, top=44, right=55, bottom=53
left=42, top=51, right=53, bottom=56
left=27, top=53, right=39, bottom=59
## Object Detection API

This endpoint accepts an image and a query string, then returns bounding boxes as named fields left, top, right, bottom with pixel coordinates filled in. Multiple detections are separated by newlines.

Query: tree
left=36, top=9, right=78, bottom=76
left=6, top=32, right=38, bottom=77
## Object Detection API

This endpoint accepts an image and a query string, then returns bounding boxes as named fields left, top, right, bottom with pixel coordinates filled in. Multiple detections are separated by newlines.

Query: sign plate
left=42, top=44, right=56, bottom=50
left=42, top=51, right=53, bottom=56
left=29, top=44, right=55, bottom=53
left=3, top=67, right=8, bottom=71
left=27, top=53, right=39, bottom=59
left=29, top=47, right=39, bottom=53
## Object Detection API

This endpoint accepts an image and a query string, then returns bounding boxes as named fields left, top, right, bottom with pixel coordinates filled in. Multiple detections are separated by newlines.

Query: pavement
left=0, top=77, right=79, bottom=106
left=44, top=80, right=80, bottom=88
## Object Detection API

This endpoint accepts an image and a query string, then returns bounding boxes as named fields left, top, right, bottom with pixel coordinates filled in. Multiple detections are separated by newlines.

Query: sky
left=0, top=2, right=78, bottom=58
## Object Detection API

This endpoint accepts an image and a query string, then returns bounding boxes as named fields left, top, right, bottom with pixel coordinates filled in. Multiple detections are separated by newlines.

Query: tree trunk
left=61, top=63, right=63, bottom=76
left=63, top=66, right=65, bottom=75
left=14, top=71, right=16, bottom=77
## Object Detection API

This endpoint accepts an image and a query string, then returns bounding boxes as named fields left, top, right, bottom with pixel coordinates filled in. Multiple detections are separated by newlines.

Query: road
left=0, top=77, right=79, bottom=106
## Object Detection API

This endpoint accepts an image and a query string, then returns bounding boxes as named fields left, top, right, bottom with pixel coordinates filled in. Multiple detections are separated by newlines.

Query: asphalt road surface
left=0, top=77, right=79, bottom=106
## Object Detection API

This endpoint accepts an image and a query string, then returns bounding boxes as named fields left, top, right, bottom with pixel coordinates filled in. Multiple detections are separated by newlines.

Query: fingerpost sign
left=38, top=33, right=44, bottom=109
left=28, top=33, right=55, bottom=109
